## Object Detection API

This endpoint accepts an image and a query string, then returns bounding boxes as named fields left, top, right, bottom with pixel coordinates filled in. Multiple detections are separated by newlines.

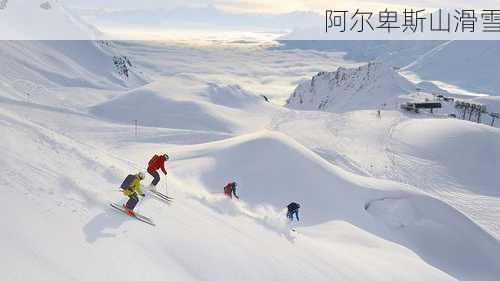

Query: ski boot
left=123, top=204, right=135, bottom=216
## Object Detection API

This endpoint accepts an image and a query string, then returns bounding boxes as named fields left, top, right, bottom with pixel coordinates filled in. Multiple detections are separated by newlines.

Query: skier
left=120, top=172, right=146, bottom=215
left=287, top=202, right=300, bottom=221
left=223, top=182, right=239, bottom=199
left=147, top=153, right=169, bottom=191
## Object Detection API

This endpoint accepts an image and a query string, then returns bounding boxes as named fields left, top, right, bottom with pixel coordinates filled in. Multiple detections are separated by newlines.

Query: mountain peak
left=286, top=62, right=416, bottom=112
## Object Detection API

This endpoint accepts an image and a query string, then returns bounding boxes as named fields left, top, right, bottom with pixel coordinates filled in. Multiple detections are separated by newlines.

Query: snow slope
left=3, top=93, right=500, bottom=280
left=387, top=118, right=500, bottom=238
left=0, top=0, right=101, bottom=40
left=404, top=41, right=500, bottom=95
left=0, top=106, right=442, bottom=280
left=0, top=41, right=146, bottom=92
left=1, top=24, right=499, bottom=280
left=2, top=65, right=500, bottom=280
left=0, top=2, right=147, bottom=92
left=274, top=107, right=500, bottom=240
left=90, top=76, right=281, bottom=134
left=276, top=40, right=444, bottom=69
left=392, top=119, right=500, bottom=191
left=473, top=96, right=500, bottom=114
left=171, top=131, right=500, bottom=280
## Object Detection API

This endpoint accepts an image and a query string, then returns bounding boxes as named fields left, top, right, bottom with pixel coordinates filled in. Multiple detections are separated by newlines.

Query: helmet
left=164, top=154, right=170, bottom=161
left=137, top=172, right=145, bottom=180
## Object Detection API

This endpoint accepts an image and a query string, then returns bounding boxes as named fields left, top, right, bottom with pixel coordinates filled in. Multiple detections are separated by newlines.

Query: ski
left=109, top=203, right=155, bottom=226
left=149, top=191, right=173, bottom=204
left=150, top=190, right=174, bottom=201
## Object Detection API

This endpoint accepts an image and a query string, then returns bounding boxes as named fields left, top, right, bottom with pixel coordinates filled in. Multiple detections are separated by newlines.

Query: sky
left=64, top=0, right=497, bottom=14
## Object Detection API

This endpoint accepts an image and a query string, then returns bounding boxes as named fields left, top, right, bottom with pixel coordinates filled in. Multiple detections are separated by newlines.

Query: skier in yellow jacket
left=120, top=172, right=146, bottom=215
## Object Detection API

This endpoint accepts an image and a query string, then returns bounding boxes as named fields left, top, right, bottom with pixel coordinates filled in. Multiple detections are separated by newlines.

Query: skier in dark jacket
left=147, top=153, right=169, bottom=191
left=224, top=182, right=239, bottom=199
left=287, top=202, right=300, bottom=221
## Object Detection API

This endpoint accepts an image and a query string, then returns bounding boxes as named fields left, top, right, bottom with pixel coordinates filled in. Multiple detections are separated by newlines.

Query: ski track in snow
left=385, top=120, right=500, bottom=241
left=274, top=108, right=500, bottom=242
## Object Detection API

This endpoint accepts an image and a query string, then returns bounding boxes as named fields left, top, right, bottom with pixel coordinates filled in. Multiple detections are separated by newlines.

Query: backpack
left=224, top=184, right=232, bottom=195
left=120, top=174, right=135, bottom=190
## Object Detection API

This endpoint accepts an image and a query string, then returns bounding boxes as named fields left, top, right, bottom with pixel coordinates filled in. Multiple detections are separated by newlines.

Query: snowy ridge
left=90, top=76, right=279, bottom=134
left=388, top=118, right=500, bottom=238
left=286, top=62, right=416, bottom=112
left=0, top=41, right=147, bottom=95
left=0, top=1, right=148, bottom=92
left=404, top=41, right=500, bottom=95
left=0, top=0, right=102, bottom=40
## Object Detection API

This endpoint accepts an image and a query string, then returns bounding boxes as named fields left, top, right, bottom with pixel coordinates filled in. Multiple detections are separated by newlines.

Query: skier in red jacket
left=224, top=182, right=239, bottom=199
left=147, top=153, right=169, bottom=191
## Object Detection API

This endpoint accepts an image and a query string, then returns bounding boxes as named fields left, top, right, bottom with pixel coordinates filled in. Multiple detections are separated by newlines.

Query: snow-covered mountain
left=403, top=41, right=500, bottom=95
left=0, top=0, right=102, bottom=40
left=0, top=41, right=147, bottom=95
left=278, top=40, right=500, bottom=96
left=284, top=61, right=500, bottom=130
left=0, top=1, right=147, bottom=94
left=275, top=40, right=445, bottom=69
left=286, top=62, right=417, bottom=112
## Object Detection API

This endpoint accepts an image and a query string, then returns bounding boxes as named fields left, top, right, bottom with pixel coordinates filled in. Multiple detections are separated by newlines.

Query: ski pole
left=164, top=175, right=168, bottom=195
